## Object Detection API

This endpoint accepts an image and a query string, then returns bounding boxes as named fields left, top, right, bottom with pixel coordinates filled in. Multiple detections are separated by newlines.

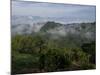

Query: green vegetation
left=11, top=22, right=96, bottom=74
left=40, top=21, right=61, bottom=32
left=12, top=36, right=96, bottom=74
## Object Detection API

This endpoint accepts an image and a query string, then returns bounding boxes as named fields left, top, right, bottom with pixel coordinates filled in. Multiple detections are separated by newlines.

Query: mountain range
left=11, top=15, right=96, bottom=50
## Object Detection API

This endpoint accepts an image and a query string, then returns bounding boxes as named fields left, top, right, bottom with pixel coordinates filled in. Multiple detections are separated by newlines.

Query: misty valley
left=11, top=19, right=96, bottom=74
left=11, top=1, right=96, bottom=74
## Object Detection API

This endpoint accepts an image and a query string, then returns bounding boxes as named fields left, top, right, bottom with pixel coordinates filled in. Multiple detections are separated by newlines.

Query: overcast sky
left=12, top=0, right=96, bottom=23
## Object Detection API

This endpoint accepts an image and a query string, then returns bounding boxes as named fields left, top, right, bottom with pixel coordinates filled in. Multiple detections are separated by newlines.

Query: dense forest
left=11, top=21, right=96, bottom=74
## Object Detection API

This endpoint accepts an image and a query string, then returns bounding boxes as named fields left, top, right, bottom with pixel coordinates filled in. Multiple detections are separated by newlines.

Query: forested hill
left=12, top=21, right=96, bottom=74
left=12, top=21, right=96, bottom=37
left=40, top=21, right=62, bottom=32
left=11, top=21, right=96, bottom=48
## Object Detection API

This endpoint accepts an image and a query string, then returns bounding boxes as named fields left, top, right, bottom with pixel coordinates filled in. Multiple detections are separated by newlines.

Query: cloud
left=12, top=0, right=96, bottom=23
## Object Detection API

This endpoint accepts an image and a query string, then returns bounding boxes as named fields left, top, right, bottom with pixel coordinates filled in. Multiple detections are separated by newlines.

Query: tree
left=81, top=41, right=96, bottom=64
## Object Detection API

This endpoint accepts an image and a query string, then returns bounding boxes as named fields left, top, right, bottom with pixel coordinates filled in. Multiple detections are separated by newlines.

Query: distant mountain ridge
left=40, top=21, right=62, bottom=32
left=11, top=15, right=95, bottom=44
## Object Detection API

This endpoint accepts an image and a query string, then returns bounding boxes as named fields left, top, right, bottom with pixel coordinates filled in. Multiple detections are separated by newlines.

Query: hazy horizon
left=12, top=0, right=96, bottom=23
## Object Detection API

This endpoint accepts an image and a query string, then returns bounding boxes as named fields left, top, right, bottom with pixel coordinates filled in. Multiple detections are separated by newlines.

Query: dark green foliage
left=40, top=21, right=61, bottom=32
left=81, top=23, right=86, bottom=29
left=81, top=41, right=96, bottom=64
left=12, top=53, right=40, bottom=74
left=12, top=22, right=96, bottom=74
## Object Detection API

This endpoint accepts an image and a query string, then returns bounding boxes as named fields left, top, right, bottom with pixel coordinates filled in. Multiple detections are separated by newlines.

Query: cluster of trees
left=40, top=21, right=61, bottom=32
left=11, top=34, right=96, bottom=74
